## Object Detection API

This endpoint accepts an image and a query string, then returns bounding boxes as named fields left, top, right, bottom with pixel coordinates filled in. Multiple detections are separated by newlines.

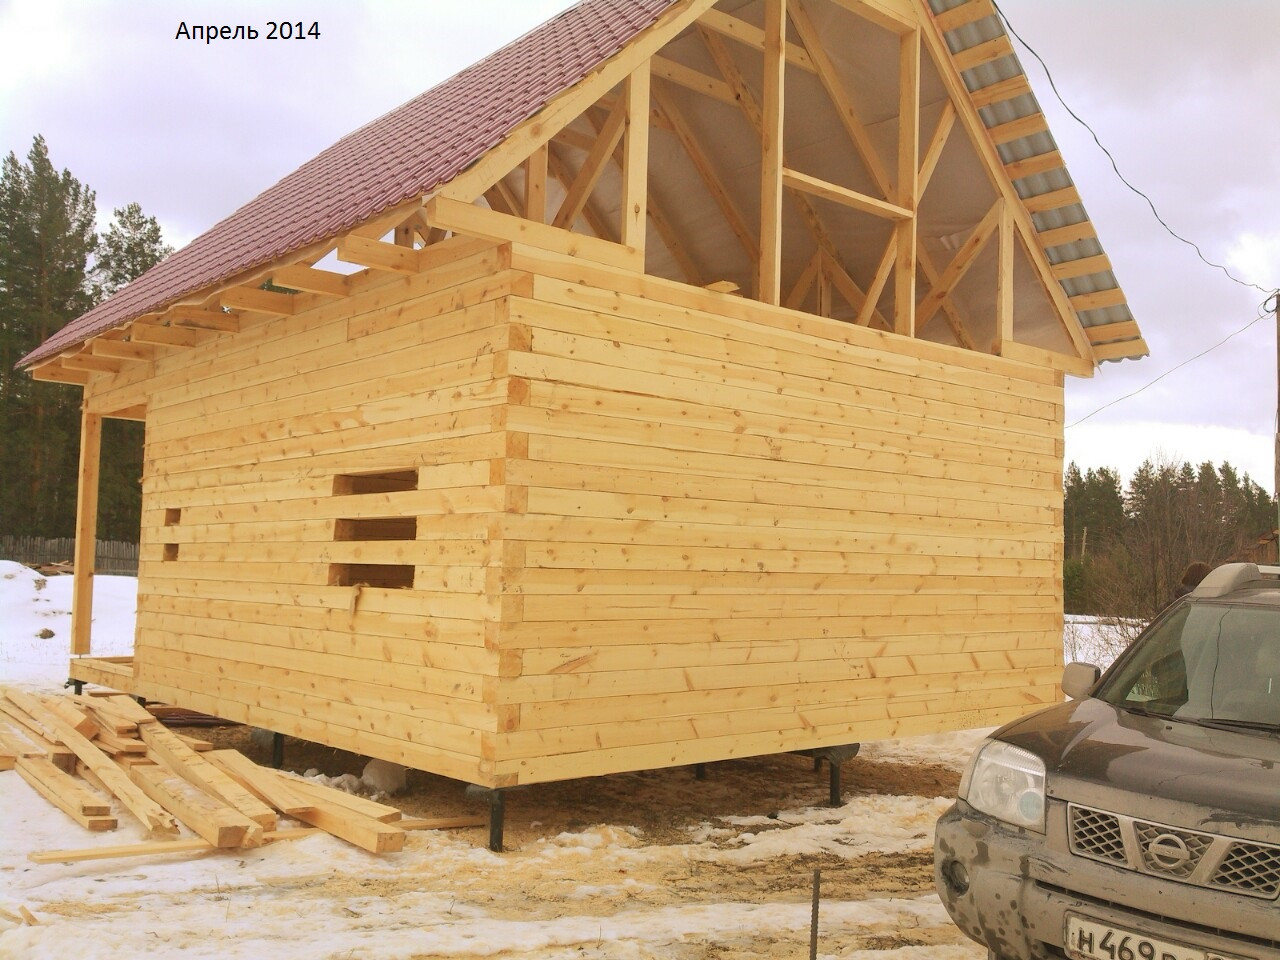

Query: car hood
left=998, top=698, right=1280, bottom=830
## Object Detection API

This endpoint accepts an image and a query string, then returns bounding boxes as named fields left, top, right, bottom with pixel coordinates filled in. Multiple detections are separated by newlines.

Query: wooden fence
left=0, top=536, right=139, bottom=575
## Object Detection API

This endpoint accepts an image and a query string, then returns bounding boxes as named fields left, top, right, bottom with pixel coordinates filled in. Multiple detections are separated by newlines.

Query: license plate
left=1065, top=915, right=1249, bottom=960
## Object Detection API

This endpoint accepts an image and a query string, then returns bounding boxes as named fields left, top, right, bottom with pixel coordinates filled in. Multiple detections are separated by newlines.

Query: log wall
left=86, top=237, right=1065, bottom=788
left=486, top=246, right=1065, bottom=784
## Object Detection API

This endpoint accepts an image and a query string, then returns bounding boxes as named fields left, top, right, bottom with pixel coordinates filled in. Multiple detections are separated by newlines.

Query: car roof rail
left=1193, top=562, right=1262, bottom=598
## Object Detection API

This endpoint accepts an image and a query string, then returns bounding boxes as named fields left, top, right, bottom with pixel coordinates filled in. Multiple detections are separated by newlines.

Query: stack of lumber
left=0, top=687, right=482, bottom=862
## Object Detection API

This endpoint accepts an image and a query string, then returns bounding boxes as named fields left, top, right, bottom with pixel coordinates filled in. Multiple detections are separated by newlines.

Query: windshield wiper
left=1180, top=716, right=1280, bottom=735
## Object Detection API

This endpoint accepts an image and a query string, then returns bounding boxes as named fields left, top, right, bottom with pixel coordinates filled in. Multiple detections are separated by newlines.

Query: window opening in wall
left=329, top=469, right=419, bottom=589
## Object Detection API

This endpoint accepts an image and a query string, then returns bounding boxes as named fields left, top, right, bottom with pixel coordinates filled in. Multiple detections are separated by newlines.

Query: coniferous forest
left=0, top=136, right=171, bottom=541
left=1063, top=459, right=1277, bottom=619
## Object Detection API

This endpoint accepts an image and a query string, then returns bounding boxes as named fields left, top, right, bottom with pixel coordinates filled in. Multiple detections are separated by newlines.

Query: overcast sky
left=3, top=1, right=1278, bottom=490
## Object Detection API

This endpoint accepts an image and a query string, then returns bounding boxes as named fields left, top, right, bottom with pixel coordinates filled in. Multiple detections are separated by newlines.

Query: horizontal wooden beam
left=952, top=35, right=1014, bottom=72
left=1037, top=220, right=1097, bottom=250
left=969, top=74, right=1033, bottom=109
left=1069, top=287, right=1126, bottom=313
left=781, top=167, right=912, bottom=220
left=1092, top=337, right=1149, bottom=361
left=932, top=0, right=996, bottom=32
left=1022, top=185, right=1081, bottom=215
left=270, top=264, right=351, bottom=298
left=1051, top=253, right=1112, bottom=281
left=1086, top=319, right=1141, bottom=342
left=129, top=323, right=213, bottom=348
left=62, top=353, right=126, bottom=374
left=651, top=55, right=737, bottom=104
left=219, top=286, right=297, bottom=316
left=29, top=361, right=91, bottom=385
left=988, top=113, right=1049, bottom=145
left=1005, top=149, right=1064, bottom=181
left=336, top=235, right=419, bottom=274
left=106, top=404, right=147, bottom=422
left=426, top=195, right=641, bottom=272
left=1001, top=340, right=1096, bottom=377
left=167, top=306, right=240, bottom=332
left=697, top=8, right=817, bottom=72
left=90, top=340, right=161, bottom=362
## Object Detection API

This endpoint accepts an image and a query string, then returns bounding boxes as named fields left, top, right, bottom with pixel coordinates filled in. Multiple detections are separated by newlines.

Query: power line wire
left=991, top=0, right=1276, bottom=297
left=1067, top=295, right=1274, bottom=429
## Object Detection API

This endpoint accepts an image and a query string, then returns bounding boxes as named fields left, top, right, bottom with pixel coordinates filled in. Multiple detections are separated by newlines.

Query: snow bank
left=0, top=560, right=136, bottom=690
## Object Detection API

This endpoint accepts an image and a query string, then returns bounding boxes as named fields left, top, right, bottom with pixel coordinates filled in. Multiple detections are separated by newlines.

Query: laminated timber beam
left=129, top=322, right=217, bottom=348
left=29, top=359, right=91, bottom=385
left=62, top=352, right=125, bottom=374
left=90, top=339, right=163, bottom=363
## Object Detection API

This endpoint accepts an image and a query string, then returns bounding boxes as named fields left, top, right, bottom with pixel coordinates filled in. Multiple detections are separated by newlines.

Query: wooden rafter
left=579, top=101, right=704, bottom=285
left=219, top=287, right=297, bottom=316
left=697, top=8, right=816, bottom=72
left=785, top=250, right=822, bottom=310
left=270, top=264, right=350, bottom=298
left=553, top=97, right=628, bottom=230
left=697, top=24, right=890, bottom=328
left=168, top=306, right=240, bottom=333
left=651, top=81, right=757, bottom=266
left=855, top=234, right=898, bottom=328
left=829, top=0, right=916, bottom=34
left=789, top=0, right=894, bottom=200
left=440, top=0, right=718, bottom=204
left=918, top=102, right=956, bottom=198
left=650, top=56, right=737, bottom=105
left=336, top=235, right=418, bottom=275
left=546, top=143, right=616, bottom=242
left=916, top=199, right=1001, bottom=330
left=919, top=0, right=1095, bottom=365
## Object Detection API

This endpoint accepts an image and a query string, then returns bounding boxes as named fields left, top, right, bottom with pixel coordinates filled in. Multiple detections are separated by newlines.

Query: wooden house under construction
left=23, top=0, right=1146, bottom=791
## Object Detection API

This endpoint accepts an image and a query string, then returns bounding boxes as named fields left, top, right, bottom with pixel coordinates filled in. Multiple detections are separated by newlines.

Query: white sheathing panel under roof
left=927, top=0, right=1145, bottom=361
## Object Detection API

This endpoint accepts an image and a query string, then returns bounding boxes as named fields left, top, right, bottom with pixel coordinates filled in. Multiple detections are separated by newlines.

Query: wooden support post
left=71, top=407, right=102, bottom=656
left=995, top=197, right=1014, bottom=354
left=621, top=61, right=651, bottom=255
left=524, top=144, right=548, bottom=223
left=893, top=28, right=920, bottom=337
left=759, top=0, right=787, bottom=305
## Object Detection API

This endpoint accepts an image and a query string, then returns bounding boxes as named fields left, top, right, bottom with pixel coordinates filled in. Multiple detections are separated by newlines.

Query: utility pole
left=1275, top=293, right=1280, bottom=561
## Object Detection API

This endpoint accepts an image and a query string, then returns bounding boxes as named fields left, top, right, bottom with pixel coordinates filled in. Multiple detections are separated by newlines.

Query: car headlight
left=959, top=740, right=1046, bottom=831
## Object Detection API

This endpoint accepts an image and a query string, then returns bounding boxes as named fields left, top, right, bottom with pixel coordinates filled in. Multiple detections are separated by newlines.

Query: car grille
left=1068, top=804, right=1280, bottom=899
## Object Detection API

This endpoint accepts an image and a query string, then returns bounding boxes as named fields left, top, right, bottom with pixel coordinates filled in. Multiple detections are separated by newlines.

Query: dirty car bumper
left=934, top=800, right=1280, bottom=960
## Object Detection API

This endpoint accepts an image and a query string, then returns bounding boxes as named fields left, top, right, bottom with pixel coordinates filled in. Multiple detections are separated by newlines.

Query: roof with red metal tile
left=22, top=0, right=676, bottom=367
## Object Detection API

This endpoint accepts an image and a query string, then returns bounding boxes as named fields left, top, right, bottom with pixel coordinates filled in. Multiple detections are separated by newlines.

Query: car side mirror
left=1062, top=662, right=1101, bottom=700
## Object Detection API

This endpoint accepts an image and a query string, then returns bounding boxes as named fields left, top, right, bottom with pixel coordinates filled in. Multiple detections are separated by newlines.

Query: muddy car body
left=935, top=562, right=1280, bottom=960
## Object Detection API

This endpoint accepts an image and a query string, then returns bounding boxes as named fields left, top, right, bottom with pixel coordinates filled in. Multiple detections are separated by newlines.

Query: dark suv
left=935, top=562, right=1280, bottom=960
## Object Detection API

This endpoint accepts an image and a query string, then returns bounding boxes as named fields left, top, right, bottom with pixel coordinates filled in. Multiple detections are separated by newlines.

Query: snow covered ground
left=0, top=561, right=1126, bottom=959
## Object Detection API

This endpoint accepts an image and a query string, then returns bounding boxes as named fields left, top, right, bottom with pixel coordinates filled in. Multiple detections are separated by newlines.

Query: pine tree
left=92, top=203, right=173, bottom=540
left=94, top=202, right=172, bottom=299
left=0, top=136, right=98, bottom=537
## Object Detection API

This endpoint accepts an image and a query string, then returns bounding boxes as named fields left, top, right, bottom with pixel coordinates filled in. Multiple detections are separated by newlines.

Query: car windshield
left=1095, top=600, right=1280, bottom=731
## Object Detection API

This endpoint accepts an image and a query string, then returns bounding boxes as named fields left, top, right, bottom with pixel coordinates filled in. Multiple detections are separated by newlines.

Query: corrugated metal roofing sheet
left=928, top=0, right=1144, bottom=359
left=21, top=0, right=676, bottom=368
